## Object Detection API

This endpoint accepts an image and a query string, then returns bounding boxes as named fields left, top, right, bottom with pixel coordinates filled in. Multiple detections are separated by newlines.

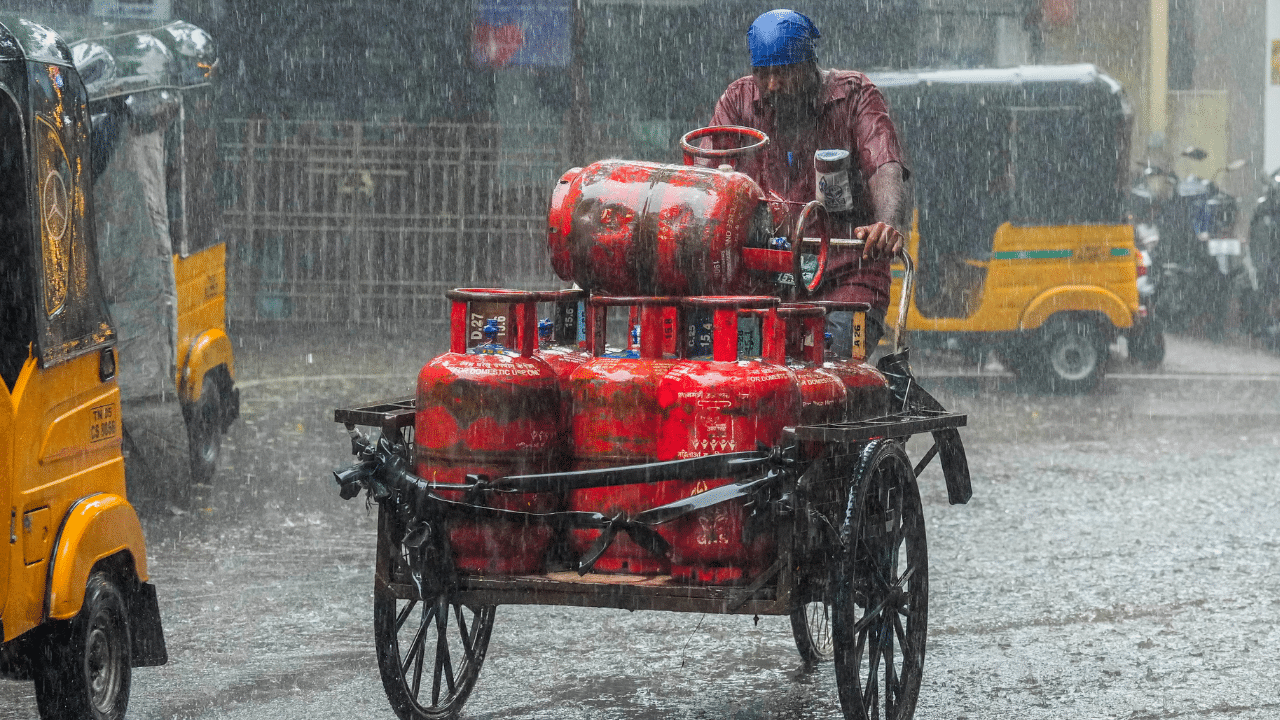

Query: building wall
left=1038, top=0, right=1265, bottom=200
left=1190, top=0, right=1266, bottom=193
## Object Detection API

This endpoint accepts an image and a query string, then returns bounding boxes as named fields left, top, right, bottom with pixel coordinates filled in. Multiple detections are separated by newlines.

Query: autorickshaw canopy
left=67, top=22, right=218, bottom=401
left=0, top=17, right=114, bottom=373
left=868, top=64, right=1133, bottom=258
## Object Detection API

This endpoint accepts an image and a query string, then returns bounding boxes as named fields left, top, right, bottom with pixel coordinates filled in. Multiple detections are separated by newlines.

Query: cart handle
left=793, top=246, right=913, bottom=354
left=892, top=249, right=914, bottom=354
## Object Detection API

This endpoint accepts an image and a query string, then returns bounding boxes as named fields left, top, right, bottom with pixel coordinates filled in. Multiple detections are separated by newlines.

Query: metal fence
left=220, top=119, right=602, bottom=327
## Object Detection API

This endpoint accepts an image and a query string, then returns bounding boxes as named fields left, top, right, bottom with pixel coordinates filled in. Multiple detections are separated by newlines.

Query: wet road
left=4, top=330, right=1280, bottom=719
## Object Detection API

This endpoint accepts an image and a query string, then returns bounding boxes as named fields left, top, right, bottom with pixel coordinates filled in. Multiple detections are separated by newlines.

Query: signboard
left=472, top=0, right=571, bottom=68
left=90, top=0, right=172, bottom=21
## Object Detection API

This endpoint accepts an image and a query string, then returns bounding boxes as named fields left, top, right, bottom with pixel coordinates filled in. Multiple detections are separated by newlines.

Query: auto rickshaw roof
left=0, top=16, right=75, bottom=67
left=68, top=21, right=215, bottom=102
left=868, top=63, right=1125, bottom=103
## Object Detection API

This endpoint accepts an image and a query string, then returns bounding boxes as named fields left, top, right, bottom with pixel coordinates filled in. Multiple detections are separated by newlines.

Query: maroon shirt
left=707, top=69, right=908, bottom=309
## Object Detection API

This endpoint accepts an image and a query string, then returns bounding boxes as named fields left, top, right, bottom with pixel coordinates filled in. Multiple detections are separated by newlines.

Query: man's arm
left=857, top=161, right=907, bottom=261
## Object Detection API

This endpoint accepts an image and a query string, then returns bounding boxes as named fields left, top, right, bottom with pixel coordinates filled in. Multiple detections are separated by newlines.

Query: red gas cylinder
left=415, top=288, right=562, bottom=575
left=776, top=304, right=847, bottom=426
left=625, top=304, right=682, bottom=358
left=656, top=296, right=800, bottom=584
left=566, top=296, right=685, bottom=574
left=547, top=160, right=791, bottom=296
left=814, top=301, right=891, bottom=421
left=533, top=289, right=591, bottom=453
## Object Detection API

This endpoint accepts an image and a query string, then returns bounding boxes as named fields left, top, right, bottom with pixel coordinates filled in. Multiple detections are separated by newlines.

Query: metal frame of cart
left=334, top=388, right=968, bottom=720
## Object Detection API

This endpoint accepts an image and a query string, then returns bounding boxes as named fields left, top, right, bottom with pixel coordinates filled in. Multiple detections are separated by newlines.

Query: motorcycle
left=1242, top=168, right=1280, bottom=347
left=1130, top=147, right=1246, bottom=344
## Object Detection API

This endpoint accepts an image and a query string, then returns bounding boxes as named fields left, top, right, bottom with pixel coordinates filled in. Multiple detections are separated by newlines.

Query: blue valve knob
left=472, top=319, right=506, bottom=355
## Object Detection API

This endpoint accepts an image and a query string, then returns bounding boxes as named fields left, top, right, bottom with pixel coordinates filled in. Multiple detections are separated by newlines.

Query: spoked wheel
left=373, top=508, right=495, bottom=720
left=790, top=595, right=834, bottom=663
left=832, top=440, right=928, bottom=720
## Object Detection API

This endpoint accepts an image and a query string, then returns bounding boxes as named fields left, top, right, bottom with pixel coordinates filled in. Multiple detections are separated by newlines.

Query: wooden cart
left=333, top=378, right=969, bottom=720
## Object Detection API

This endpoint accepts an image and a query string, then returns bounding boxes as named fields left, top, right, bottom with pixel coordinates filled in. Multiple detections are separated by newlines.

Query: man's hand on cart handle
left=797, top=230, right=904, bottom=258
left=856, top=221, right=904, bottom=262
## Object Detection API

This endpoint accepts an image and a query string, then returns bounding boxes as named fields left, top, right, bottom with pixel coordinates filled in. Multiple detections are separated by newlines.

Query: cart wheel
left=832, top=441, right=927, bottom=720
left=1034, top=315, right=1106, bottom=394
left=186, top=373, right=223, bottom=487
left=374, top=515, right=495, bottom=720
left=790, top=597, right=834, bottom=663
left=33, top=571, right=132, bottom=720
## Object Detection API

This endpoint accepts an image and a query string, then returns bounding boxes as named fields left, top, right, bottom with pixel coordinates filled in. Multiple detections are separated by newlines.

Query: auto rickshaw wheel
left=832, top=440, right=927, bottom=720
left=1035, top=315, right=1106, bottom=394
left=33, top=571, right=132, bottom=720
left=374, top=507, right=495, bottom=720
left=186, top=373, right=223, bottom=488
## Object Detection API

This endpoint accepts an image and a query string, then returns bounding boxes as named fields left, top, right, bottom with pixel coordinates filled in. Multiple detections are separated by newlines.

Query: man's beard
left=765, top=86, right=817, bottom=129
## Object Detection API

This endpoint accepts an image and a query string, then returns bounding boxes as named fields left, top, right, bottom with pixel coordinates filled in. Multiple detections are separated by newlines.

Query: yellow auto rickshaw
left=70, top=21, right=238, bottom=491
left=0, top=17, right=166, bottom=717
left=875, top=65, right=1142, bottom=393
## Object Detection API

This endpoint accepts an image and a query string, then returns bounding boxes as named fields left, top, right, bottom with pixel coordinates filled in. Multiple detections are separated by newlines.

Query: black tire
left=997, top=344, right=1034, bottom=378
left=186, top=373, right=223, bottom=487
left=1127, top=319, right=1166, bottom=367
left=832, top=441, right=928, bottom=720
left=374, top=509, right=494, bottom=720
left=33, top=572, right=132, bottom=720
left=790, top=597, right=834, bottom=664
left=1034, top=316, right=1106, bottom=394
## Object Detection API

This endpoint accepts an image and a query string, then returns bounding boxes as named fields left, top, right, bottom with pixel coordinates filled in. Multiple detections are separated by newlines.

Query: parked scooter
left=1242, top=167, right=1280, bottom=346
left=1130, top=148, right=1246, bottom=343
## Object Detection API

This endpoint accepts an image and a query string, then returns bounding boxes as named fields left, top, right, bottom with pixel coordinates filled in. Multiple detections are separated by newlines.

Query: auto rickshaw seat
left=915, top=251, right=988, bottom=320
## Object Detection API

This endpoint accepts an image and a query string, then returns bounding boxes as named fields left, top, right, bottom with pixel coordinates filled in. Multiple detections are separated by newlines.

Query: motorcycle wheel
left=1127, top=320, right=1165, bottom=367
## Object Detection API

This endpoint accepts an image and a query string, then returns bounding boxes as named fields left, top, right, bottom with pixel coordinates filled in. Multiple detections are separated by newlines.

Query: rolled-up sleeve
left=852, top=84, right=910, bottom=182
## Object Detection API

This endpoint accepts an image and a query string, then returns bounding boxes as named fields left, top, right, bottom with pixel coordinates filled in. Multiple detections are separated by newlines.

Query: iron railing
left=219, top=118, right=647, bottom=326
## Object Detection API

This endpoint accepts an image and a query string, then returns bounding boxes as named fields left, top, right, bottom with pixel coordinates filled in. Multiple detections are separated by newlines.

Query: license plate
left=1207, top=238, right=1241, bottom=256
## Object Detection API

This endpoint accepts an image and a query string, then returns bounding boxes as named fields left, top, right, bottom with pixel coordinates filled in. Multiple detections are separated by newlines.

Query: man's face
left=753, top=62, right=818, bottom=120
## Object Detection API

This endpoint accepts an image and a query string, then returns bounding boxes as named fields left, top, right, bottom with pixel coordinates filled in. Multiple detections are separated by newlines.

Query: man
left=706, top=8, right=909, bottom=355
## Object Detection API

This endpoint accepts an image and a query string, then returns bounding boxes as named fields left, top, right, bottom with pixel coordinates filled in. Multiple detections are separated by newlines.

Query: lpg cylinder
left=814, top=301, right=891, bottom=421
left=566, top=296, right=685, bottom=575
left=533, top=289, right=591, bottom=455
left=656, top=296, right=800, bottom=584
left=415, top=288, right=563, bottom=575
left=546, top=160, right=781, bottom=296
left=776, top=304, right=847, bottom=426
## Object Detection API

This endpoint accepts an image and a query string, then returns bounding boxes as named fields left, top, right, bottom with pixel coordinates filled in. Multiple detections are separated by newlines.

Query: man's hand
left=855, top=221, right=904, bottom=262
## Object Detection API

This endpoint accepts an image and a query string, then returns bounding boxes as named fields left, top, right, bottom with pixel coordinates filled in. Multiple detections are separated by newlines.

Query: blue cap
left=749, top=9, right=821, bottom=67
